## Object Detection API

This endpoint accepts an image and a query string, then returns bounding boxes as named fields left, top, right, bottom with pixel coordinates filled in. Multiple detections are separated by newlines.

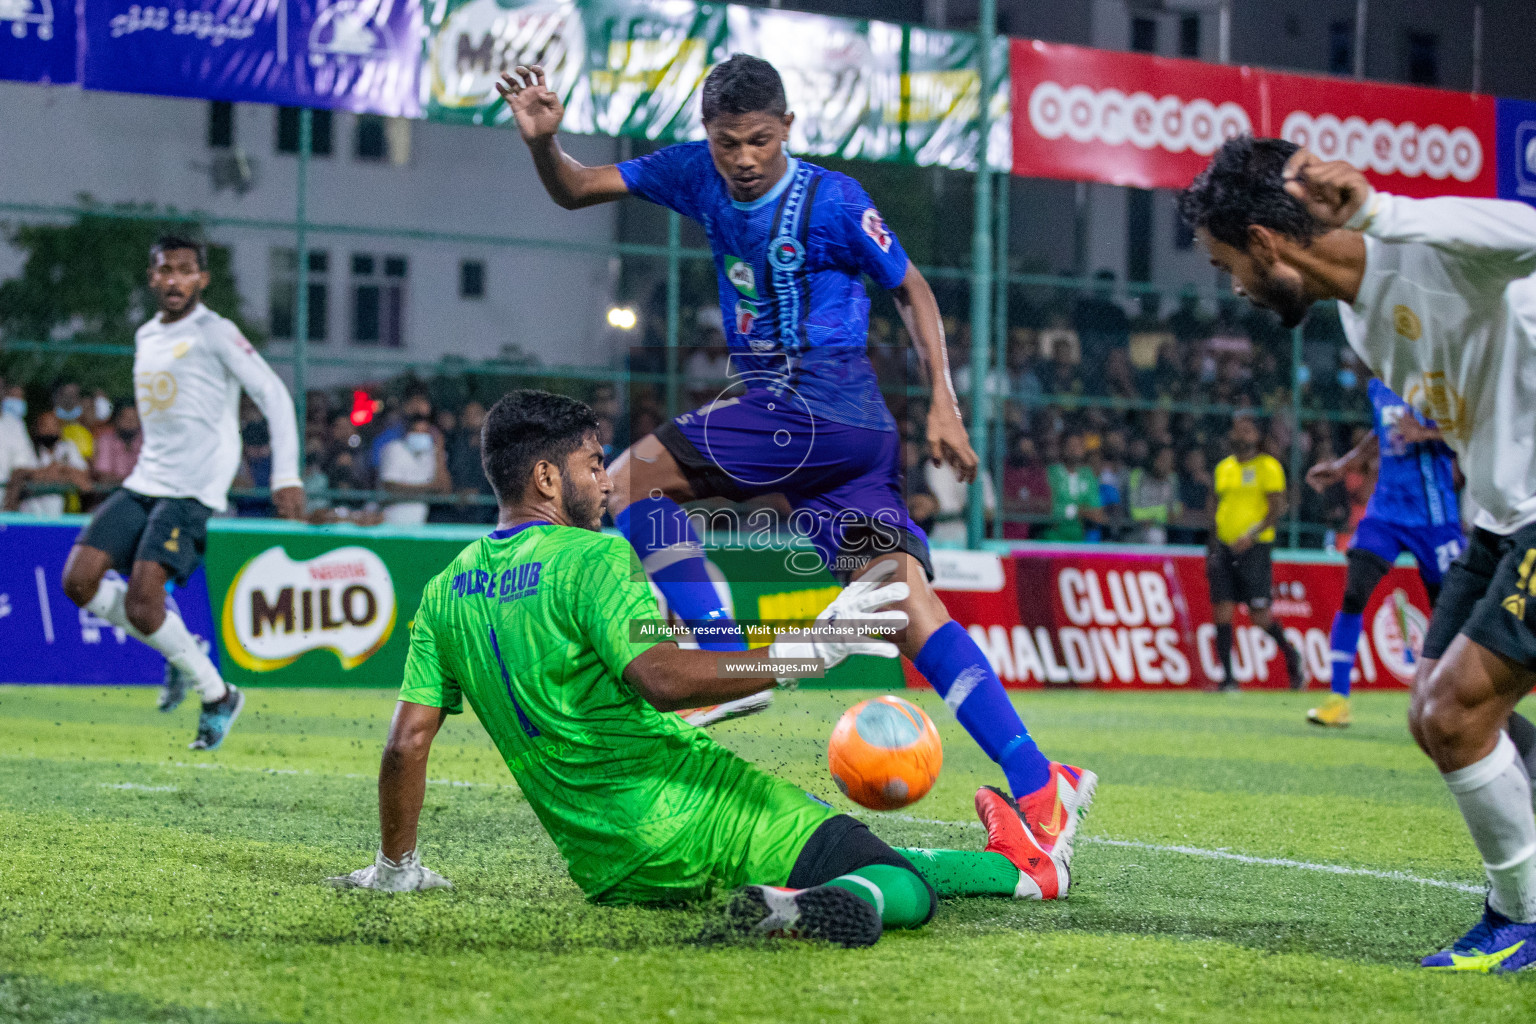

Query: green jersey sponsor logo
left=726, top=256, right=757, bottom=298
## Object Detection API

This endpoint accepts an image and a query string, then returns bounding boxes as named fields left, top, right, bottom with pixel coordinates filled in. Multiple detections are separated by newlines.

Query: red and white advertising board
left=1010, top=39, right=1497, bottom=198
left=915, top=548, right=1431, bottom=690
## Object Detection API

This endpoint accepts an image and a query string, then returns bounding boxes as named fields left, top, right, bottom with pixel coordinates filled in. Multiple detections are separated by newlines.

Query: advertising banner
left=0, top=0, right=79, bottom=83
left=420, top=0, right=1005, bottom=169
left=1261, top=69, right=1496, bottom=199
left=1010, top=39, right=1497, bottom=198
left=920, top=548, right=1430, bottom=690
left=1495, top=97, right=1536, bottom=208
left=0, top=519, right=216, bottom=684
left=82, top=0, right=423, bottom=115
left=203, top=521, right=469, bottom=687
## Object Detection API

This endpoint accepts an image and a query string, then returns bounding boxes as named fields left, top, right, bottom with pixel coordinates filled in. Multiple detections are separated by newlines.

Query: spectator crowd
left=0, top=273, right=1386, bottom=549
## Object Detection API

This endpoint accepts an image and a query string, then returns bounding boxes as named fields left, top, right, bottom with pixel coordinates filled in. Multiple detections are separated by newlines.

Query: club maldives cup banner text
left=917, top=549, right=1429, bottom=690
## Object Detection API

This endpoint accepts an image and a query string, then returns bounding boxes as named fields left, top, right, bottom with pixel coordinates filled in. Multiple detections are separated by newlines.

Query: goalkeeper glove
left=325, top=848, right=453, bottom=891
left=768, top=558, right=909, bottom=688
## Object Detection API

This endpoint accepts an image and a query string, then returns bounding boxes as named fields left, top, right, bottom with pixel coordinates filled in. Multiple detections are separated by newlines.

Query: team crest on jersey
left=1393, top=305, right=1422, bottom=341
left=726, top=257, right=757, bottom=298
left=861, top=208, right=892, bottom=252
left=1242, top=468, right=1256, bottom=485
left=734, top=298, right=759, bottom=336
left=768, top=235, right=805, bottom=271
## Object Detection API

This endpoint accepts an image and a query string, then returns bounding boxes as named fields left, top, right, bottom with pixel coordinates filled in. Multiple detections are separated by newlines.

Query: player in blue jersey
left=1304, top=379, right=1464, bottom=727
left=497, top=56, right=1096, bottom=863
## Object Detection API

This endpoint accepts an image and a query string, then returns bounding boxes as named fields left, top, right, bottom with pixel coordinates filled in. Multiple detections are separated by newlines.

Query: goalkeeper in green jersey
left=329, top=390, right=1070, bottom=947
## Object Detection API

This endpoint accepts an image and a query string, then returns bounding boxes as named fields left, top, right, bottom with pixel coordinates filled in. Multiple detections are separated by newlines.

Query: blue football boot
left=1421, top=901, right=1536, bottom=973
left=188, top=685, right=245, bottom=751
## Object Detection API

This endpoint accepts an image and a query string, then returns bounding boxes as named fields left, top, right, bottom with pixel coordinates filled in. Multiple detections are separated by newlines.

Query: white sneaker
left=679, top=691, right=774, bottom=728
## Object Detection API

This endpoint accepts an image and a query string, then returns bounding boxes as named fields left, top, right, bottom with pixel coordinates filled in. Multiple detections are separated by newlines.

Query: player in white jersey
left=1180, top=136, right=1536, bottom=973
left=60, top=235, right=304, bottom=750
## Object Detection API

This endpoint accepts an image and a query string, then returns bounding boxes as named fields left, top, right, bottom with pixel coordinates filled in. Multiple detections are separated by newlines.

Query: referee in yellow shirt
left=1207, top=414, right=1302, bottom=691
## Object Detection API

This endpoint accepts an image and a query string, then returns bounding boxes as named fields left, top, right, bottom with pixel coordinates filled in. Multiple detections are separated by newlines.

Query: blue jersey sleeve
left=616, top=141, right=711, bottom=220
left=824, top=174, right=910, bottom=291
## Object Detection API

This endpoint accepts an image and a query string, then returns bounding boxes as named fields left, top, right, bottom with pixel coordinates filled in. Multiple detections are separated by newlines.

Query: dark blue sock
left=914, top=621, right=1051, bottom=798
left=615, top=497, right=746, bottom=652
left=1328, top=611, right=1363, bottom=697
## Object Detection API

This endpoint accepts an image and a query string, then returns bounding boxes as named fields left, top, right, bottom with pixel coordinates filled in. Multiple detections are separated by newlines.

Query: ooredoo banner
left=1011, top=39, right=1497, bottom=198
left=920, top=548, right=1430, bottom=690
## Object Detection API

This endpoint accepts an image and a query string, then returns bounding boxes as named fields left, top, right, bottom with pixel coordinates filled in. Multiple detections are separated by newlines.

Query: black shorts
left=787, top=815, right=935, bottom=925
left=75, top=489, right=212, bottom=587
left=1423, top=523, right=1536, bottom=668
left=1206, top=541, right=1274, bottom=609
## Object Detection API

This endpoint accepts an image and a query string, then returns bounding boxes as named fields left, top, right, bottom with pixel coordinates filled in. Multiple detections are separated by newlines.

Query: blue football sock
left=914, top=621, right=1051, bottom=798
left=615, top=497, right=746, bottom=652
left=1328, top=611, right=1363, bottom=697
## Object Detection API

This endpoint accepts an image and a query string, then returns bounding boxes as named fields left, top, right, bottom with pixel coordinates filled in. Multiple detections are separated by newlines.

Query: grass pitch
left=3, top=684, right=1534, bottom=1023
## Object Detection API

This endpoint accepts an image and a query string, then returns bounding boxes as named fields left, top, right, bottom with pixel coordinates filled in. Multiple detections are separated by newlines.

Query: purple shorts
left=654, top=389, right=931, bottom=582
left=1351, top=516, right=1465, bottom=585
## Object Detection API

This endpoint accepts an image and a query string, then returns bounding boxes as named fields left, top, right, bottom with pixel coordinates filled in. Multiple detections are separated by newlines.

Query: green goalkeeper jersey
left=399, top=521, right=834, bottom=901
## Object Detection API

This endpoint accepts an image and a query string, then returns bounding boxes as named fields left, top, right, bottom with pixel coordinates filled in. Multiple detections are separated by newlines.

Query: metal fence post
left=293, top=107, right=312, bottom=438
left=990, top=172, right=1010, bottom=541
left=665, top=209, right=681, bottom=419
left=966, top=0, right=997, bottom=550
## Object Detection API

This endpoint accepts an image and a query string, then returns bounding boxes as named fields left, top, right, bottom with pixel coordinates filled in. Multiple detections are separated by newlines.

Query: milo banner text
left=920, top=548, right=1429, bottom=690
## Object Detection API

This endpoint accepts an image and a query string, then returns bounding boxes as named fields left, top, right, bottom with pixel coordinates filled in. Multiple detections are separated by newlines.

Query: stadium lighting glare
left=607, top=306, right=638, bottom=330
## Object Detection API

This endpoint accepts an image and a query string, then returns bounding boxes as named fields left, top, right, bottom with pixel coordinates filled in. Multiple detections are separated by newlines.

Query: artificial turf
left=2, top=684, right=1533, bottom=1022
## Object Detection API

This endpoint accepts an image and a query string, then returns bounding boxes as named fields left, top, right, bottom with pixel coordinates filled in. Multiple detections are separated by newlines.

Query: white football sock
left=86, top=576, right=228, bottom=704
left=1443, top=732, right=1536, bottom=922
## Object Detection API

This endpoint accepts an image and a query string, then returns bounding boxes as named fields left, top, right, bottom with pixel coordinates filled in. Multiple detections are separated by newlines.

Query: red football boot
left=1013, top=762, right=1098, bottom=864
left=975, top=786, right=1069, bottom=900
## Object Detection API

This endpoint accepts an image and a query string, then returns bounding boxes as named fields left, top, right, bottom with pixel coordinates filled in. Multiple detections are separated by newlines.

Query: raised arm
left=892, top=261, right=979, bottom=483
left=1284, top=149, right=1536, bottom=274
left=1306, top=431, right=1378, bottom=492
left=497, top=66, right=629, bottom=210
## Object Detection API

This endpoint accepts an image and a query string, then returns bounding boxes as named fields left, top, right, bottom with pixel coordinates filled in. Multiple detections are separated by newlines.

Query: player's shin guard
left=87, top=575, right=227, bottom=703
left=1443, top=733, right=1536, bottom=923
left=1328, top=612, right=1363, bottom=697
left=825, top=865, right=934, bottom=929
left=913, top=621, right=1051, bottom=798
left=615, top=497, right=746, bottom=652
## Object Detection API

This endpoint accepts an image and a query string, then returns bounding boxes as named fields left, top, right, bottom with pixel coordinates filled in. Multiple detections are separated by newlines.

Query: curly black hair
left=150, top=233, right=207, bottom=269
left=701, top=54, right=787, bottom=123
left=481, top=389, right=599, bottom=503
left=1178, top=136, right=1320, bottom=251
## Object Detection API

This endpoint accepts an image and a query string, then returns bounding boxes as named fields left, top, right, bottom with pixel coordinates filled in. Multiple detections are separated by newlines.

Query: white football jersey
left=124, top=304, right=301, bottom=512
left=1337, top=191, right=1536, bottom=535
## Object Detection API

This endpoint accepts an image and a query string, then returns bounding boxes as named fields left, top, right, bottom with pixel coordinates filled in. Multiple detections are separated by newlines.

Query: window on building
left=460, top=259, right=486, bottom=299
left=276, top=107, right=334, bottom=156
left=1406, top=31, right=1439, bottom=86
left=1131, top=16, right=1157, bottom=54
left=1328, top=20, right=1354, bottom=75
left=351, top=253, right=407, bottom=347
left=268, top=249, right=330, bottom=342
left=1178, top=14, right=1200, bottom=59
left=208, top=102, right=234, bottom=149
left=355, top=114, right=387, bottom=161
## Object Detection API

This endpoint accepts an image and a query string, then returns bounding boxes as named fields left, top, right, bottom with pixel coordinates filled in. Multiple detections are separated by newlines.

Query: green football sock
left=894, top=847, right=1021, bottom=897
left=824, top=864, right=933, bottom=929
